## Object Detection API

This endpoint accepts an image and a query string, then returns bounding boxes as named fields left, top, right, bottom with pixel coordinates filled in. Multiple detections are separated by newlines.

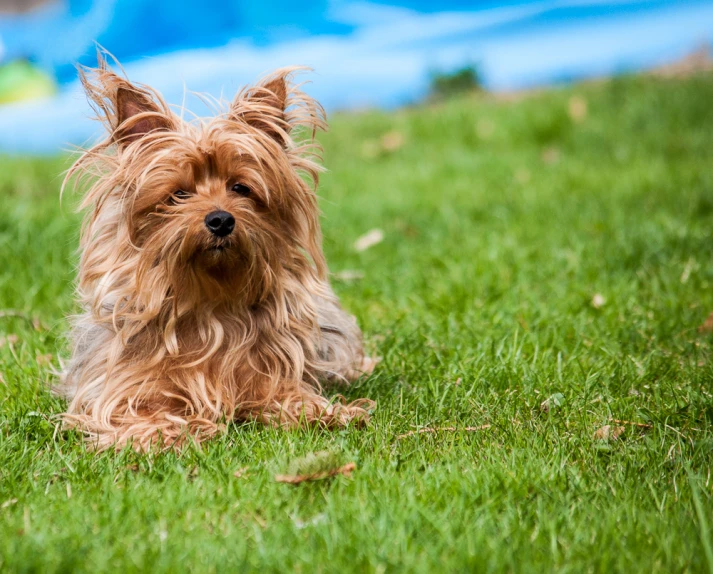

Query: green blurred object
left=428, top=64, right=482, bottom=100
left=0, top=60, right=56, bottom=104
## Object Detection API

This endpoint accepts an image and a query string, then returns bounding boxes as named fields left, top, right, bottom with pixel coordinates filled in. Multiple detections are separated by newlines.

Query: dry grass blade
left=611, top=418, right=653, bottom=429
left=354, top=229, right=384, bottom=252
left=396, top=425, right=491, bottom=440
left=0, top=310, right=44, bottom=330
left=275, top=462, right=356, bottom=485
left=0, top=310, right=33, bottom=320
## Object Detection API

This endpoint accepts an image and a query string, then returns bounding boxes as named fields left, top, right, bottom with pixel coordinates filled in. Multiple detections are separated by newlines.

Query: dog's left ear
left=114, top=86, right=174, bottom=146
left=79, top=55, right=176, bottom=149
left=230, top=72, right=291, bottom=144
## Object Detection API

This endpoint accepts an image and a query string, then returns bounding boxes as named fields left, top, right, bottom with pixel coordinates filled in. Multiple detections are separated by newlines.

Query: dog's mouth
left=196, top=239, right=243, bottom=269
left=191, top=241, right=229, bottom=266
left=204, top=238, right=231, bottom=254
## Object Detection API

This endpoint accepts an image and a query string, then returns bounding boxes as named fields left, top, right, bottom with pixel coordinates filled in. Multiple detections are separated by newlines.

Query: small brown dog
left=59, top=57, right=375, bottom=451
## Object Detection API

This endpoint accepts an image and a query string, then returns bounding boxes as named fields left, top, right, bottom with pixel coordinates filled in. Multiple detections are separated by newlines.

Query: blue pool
left=0, top=0, right=711, bottom=153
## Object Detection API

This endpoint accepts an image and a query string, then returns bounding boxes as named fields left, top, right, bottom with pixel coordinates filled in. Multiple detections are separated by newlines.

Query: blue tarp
left=0, top=0, right=712, bottom=153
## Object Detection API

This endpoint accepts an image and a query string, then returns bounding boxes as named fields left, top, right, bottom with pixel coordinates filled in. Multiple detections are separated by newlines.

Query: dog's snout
left=204, top=210, right=235, bottom=237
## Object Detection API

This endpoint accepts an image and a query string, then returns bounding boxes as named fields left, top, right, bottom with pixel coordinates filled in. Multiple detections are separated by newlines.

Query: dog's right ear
left=80, top=63, right=175, bottom=149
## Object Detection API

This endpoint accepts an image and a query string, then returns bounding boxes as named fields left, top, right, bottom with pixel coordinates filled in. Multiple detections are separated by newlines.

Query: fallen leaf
left=594, top=425, right=625, bottom=441
left=354, top=229, right=384, bottom=252
left=275, top=462, right=356, bottom=485
left=0, top=334, right=19, bottom=348
left=540, top=392, right=565, bottom=413
left=591, top=293, right=606, bottom=309
left=233, top=467, right=249, bottom=479
left=1, top=498, right=18, bottom=509
left=699, top=312, right=713, bottom=333
left=380, top=131, right=405, bottom=152
left=568, top=95, right=588, bottom=123
left=541, top=146, right=560, bottom=165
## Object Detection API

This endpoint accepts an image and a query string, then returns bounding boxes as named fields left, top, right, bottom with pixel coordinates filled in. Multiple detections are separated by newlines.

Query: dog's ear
left=113, top=86, right=174, bottom=146
left=80, top=58, right=175, bottom=149
left=230, top=72, right=291, bottom=144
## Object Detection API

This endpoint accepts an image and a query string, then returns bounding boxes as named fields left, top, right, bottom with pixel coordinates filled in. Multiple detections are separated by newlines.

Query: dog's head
left=72, top=57, right=327, bottom=307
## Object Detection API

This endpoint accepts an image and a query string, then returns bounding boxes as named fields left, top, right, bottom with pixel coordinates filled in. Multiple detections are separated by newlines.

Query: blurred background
left=0, top=0, right=711, bottom=154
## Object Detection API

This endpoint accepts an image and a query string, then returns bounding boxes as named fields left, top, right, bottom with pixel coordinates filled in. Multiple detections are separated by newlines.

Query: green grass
left=2, top=73, right=713, bottom=572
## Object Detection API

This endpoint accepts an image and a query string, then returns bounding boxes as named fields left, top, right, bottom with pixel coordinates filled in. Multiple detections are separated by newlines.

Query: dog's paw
left=342, top=356, right=381, bottom=381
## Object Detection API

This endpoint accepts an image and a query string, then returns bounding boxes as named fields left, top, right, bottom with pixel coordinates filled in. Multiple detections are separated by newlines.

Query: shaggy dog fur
left=59, top=57, right=375, bottom=451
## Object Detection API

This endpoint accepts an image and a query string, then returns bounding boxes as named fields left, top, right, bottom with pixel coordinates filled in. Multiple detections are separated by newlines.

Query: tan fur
left=59, top=56, right=375, bottom=451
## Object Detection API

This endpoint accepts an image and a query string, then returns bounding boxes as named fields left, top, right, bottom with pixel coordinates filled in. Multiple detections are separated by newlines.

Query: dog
left=59, top=56, right=376, bottom=451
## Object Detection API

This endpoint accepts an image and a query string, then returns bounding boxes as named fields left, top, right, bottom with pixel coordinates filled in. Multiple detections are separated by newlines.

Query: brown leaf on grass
left=699, top=311, right=713, bottom=333
left=354, top=229, right=384, bottom=252
left=275, top=462, right=356, bottom=485
left=362, top=131, right=405, bottom=158
left=396, top=425, right=491, bottom=440
left=36, top=354, right=53, bottom=366
left=233, top=467, right=249, bottom=479
left=594, top=425, right=625, bottom=441
left=380, top=130, right=405, bottom=152
left=540, top=393, right=565, bottom=413
left=568, top=95, right=588, bottom=123
left=541, top=146, right=561, bottom=165
left=0, top=334, right=18, bottom=348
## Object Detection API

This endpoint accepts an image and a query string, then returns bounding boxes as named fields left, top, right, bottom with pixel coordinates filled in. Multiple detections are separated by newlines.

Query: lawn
left=1, top=73, right=713, bottom=572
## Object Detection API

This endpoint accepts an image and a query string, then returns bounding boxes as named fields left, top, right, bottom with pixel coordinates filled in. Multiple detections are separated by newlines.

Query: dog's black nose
left=204, top=210, right=235, bottom=237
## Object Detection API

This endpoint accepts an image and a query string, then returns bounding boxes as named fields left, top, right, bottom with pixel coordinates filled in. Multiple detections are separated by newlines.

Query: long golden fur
left=59, top=56, right=375, bottom=451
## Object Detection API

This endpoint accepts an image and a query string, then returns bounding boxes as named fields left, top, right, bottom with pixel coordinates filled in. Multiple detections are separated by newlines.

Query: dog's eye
left=169, top=189, right=190, bottom=204
left=231, top=183, right=251, bottom=197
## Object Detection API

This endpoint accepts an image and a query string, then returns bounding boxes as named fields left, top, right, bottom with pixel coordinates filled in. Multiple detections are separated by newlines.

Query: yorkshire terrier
left=59, top=57, right=376, bottom=451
